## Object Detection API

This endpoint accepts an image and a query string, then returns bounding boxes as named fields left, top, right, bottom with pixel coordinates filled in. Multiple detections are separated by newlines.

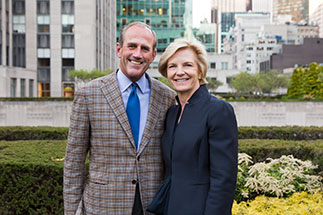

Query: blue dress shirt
left=116, top=69, right=151, bottom=151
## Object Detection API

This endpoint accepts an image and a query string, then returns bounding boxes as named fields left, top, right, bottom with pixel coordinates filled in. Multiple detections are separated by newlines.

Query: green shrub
left=239, top=139, right=323, bottom=174
left=0, top=127, right=68, bottom=141
left=0, top=140, right=66, bottom=214
left=1, top=126, right=323, bottom=141
left=238, top=126, right=323, bottom=140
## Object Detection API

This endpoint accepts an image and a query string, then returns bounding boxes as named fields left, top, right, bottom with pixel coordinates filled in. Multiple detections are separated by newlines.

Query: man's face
left=117, top=25, right=157, bottom=82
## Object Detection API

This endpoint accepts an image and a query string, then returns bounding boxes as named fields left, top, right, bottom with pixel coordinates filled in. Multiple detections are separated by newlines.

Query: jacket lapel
left=138, top=76, right=165, bottom=154
left=99, top=71, right=137, bottom=151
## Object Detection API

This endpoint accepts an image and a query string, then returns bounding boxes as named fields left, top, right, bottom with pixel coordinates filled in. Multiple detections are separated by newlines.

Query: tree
left=68, top=68, right=112, bottom=81
left=68, top=68, right=113, bottom=90
left=229, top=70, right=289, bottom=96
left=206, top=77, right=223, bottom=92
left=287, top=62, right=323, bottom=99
left=158, top=76, right=173, bottom=89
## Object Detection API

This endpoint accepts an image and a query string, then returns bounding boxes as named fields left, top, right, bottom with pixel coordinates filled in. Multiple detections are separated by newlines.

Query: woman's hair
left=158, top=38, right=208, bottom=85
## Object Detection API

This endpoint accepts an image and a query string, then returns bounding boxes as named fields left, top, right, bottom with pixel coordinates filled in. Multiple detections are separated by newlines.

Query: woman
left=148, top=38, right=238, bottom=215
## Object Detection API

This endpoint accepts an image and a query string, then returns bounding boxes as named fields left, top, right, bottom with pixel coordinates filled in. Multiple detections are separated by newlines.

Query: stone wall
left=1, top=101, right=323, bottom=127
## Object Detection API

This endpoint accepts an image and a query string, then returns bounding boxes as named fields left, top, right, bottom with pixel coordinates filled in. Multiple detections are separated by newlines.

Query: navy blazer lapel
left=99, top=71, right=137, bottom=151
left=138, top=76, right=165, bottom=154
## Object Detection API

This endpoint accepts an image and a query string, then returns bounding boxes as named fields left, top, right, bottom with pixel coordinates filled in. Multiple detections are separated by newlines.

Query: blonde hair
left=158, top=38, right=208, bottom=85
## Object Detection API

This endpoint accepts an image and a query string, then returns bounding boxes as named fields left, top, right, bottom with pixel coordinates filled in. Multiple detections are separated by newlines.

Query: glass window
left=37, top=48, right=50, bottom=58
left=210, top=62, right=216, bottom=69
left=29, top=79, right=34, bottom=97
left=38, top=58, right=50, bottom=67
left=62, top=15, right=74, bottom=25
left=37, top=34, right=50, bottom=48
left=37, top=15, right=50, bottom=24
left=37, top=69, right=50, bottom=82
left=10, top=78, right=17, bottom=97
left=20, top=78, right=25, bottom=97
left=62, top=35, right=74, bottom=48
left=62, top=48, right=74, bottom=58
left=38, top=82, right=50, bottom=97
left=62, top=24, right=74, bottom=33
left=38, top=24, right=50, bottom=33
left=62, top=1, right=74, bottom=14
left=221, top=62, right=228, bottom=70
left=37, top=0, right=50, bottom=15
left=12, top=0, right=25, bottom=14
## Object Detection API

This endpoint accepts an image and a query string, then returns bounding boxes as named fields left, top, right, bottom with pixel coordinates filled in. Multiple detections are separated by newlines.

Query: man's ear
left=116, top=43, right=122, bottom=58
left=151, top=49, right=157, bottom=62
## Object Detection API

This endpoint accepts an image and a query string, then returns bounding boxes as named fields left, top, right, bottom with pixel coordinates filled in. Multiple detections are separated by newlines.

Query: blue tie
left=126, top=82, right=140, bottom=150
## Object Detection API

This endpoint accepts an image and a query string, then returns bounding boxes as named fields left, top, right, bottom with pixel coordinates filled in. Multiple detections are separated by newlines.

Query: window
left=37, top=48, right=50, bottom=58
left=12, top=34, right=26, bottom=67
left=267, top=47, right=273, bottom=50
left=62, top=35, right=74, bottom=48
left=37, top=0, right=49, bottom=15
left=12, top=0, right=25, bottom=14
left=37, top=34, right=50, bottom=48
left=61, top=1, right=74, bottom=14
left=62, top=15, right=74, bottom=25
left=29, top=79, right=34, bottom=97
left=37, top=68, right=50, bottom=82
left=62, top=24, right=74, bottom=33
left=38, top=24, right=50, bottom=33
left=37, top=15, right=50, bottom=24
left=38, top=82, right=50, bottom=97
left=10, top=78, right=17, bottom=97
left=38, top=58, right=50, bottom=67
left=221, top=62, right=228, bottom=70
left=20, top=78, right=25, bottom=97
left=210, top=62, right=216, bottom=69
left=62, top=48, right=74, bottom=58
left=246, top=60, right=251, bottom=64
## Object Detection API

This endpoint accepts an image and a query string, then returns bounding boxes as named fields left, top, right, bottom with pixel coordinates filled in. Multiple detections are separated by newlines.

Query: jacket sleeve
left=64, top=88, right=90, bottom=215
left=204, top=101, right=238, bottom=215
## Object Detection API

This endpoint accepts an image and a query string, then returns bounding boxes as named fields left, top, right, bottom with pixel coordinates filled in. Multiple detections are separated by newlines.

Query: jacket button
left=132, top=180, right=137, bottom=184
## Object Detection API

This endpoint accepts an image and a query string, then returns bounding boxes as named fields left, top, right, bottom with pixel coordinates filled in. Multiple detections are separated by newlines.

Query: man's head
left=117, top=22, right=157, bottom=82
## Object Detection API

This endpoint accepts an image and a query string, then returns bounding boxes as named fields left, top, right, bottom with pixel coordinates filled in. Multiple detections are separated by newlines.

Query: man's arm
left=64, top=88, right=90, bottom=215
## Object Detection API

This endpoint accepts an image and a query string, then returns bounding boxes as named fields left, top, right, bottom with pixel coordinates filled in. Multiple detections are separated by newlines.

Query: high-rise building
left=310, top=3, right=323, bottom=38
left=116, top=0, right=190, bottom=53
left=0, top=0, right=116, bottom=97
left=273, top=0, right=309, bottom=23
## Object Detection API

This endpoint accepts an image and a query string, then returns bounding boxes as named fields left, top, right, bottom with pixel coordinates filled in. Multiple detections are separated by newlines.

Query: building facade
left=1, top=0, right=116, bottom=97
left=271, top=38, right=323, bottom=70
left=273, top=0, right=309, bottom=23
left=310, top=3, right=323, bottom=38
left=116, top=0, right=190, bottom=53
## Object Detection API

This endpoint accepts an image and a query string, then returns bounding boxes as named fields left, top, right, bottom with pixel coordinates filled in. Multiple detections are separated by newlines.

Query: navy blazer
left=162, top=85, right=238, bottom=215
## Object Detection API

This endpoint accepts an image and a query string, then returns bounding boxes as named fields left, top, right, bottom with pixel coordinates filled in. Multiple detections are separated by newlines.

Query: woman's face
left=167, top=48, right=201, bottom=99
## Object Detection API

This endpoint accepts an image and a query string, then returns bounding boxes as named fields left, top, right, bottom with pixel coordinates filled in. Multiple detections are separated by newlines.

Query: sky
left=192, top=0, right=323, bottom=28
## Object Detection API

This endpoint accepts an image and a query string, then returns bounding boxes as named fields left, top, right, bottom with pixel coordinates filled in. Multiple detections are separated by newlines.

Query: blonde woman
left=148, top=38, right=238, bottom=215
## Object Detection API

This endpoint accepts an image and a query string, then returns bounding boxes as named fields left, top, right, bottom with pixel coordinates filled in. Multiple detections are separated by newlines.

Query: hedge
left=0, top=140, right=65, bottom=214
left=1, top=126, right=323, bottom=141
left=238, top=126, right=323, bottom=140
left=0, top=127, right=68, bottom=141
left=0, top=139, right=322, bottom=214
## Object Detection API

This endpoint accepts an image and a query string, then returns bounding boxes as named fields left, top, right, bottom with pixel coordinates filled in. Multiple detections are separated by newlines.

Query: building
left=116, top=0, right=190, bottom=53
left=271, top=38, right=323, bottom=70
left=194, top=23, right=217, bottom=52
left=297, top=23, right=319, bottom=42
left=233, top=13, right=271, bottom=72
left=1, top=0, right=116, bottom=97
left=273, top=0, right=309, bottom=23
left=310, top=3, right=323, bottom=38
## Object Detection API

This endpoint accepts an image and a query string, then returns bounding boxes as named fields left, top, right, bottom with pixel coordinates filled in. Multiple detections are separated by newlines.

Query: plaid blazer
left=64, top=71, right=175, bottom=215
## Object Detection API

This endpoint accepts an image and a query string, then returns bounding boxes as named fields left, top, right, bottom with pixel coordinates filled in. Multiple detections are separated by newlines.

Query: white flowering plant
left=235, top=153, right=322, bottom=202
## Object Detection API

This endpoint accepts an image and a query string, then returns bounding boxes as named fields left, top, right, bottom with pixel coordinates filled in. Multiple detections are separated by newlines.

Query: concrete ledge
left=1, top=101, right=322, bottom=127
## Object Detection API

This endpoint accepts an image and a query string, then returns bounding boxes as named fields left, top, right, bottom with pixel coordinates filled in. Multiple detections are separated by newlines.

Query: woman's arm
left=204, top=100, right=238, bottom=215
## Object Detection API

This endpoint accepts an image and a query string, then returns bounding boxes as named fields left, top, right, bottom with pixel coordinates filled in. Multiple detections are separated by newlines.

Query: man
left=63, top=22, right=175, bottom=215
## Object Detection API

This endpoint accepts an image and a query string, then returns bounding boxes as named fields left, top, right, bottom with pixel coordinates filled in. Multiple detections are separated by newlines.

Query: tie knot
left=132, top=82, right=138, bottom=88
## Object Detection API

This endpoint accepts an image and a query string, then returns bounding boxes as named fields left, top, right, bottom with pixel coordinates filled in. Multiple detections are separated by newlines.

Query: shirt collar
left=117, top=69, right=150, bottom=93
